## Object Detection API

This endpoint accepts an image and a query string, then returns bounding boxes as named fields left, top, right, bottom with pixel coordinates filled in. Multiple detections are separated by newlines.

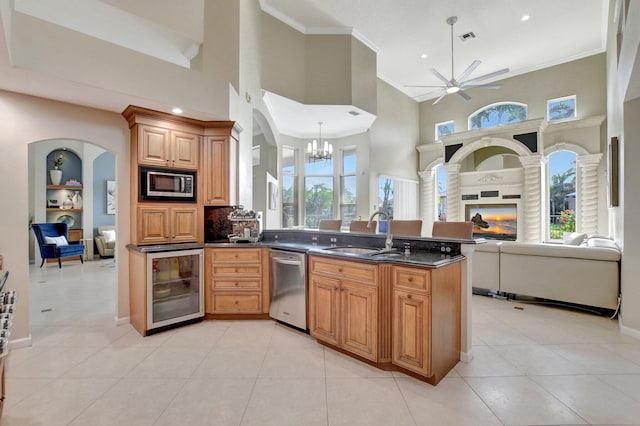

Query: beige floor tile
left=533, top=374, right=640, bottom=424
left=596, top=374, right=640, bottom=403
left=192, top=345, right=268, bottom=378
left=3, top=378, right=53, bottom=408
left=6, top=346, right=100, bottom=378
left=68, top=378, right=185, bottom=426
left=454, top=345, right=523, bottom=377
left=64, top=346, right=156, bottom=378
left=155, top=378, right=255, bottom=426
left=466, top=376, right=587, bottom=425
left=110, top=327, right=176, bottom=348
left=268, top=324, right=321, bottom=349
left=326, top=377, right=415, bottom=426
left=242, top=378, right=327, bottom=426
left=126, top=346, right=209, bottom=379
left=493, top=344, right=587, bottom=375
left=549, top=343, right=640, bottom=374
left=325, top=349, right=393, bottom=378
left=396, top=377, right=502, bottom=426
left=473, top=322, right=538, bottom=345
left=215, top=320, right=275, bottom=348
left=2, top=378, right=116, bottom=426
left=259, top=346, right=325, bottom=378
left=161, top=320, right=228, bottom=348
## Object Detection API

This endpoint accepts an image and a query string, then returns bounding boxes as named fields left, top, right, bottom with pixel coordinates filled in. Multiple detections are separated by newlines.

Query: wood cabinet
left=309, top=256, right=378, bottom=361
left=205, top=247, right=269, bottom=315
left=137, top=205, right=198, bottom=245
left=392, top=263, right=461, bottom=383
left=122, top=105, right=239, bottom=245
left=202, top=132, right=237, bottom=206
left=138, top=124, right=200, bottom=170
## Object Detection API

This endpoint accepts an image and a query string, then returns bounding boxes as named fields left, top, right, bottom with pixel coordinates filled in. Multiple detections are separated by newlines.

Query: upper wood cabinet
left=202, top=136, right=231, bottom=205
left=122, top=105, right=239, bottom=245
left=137, top=125, right=200, bottom=170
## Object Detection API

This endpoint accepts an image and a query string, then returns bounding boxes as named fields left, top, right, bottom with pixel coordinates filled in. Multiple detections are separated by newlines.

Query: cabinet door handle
left=234, top=282, right=239, bottom=287
left=235, top=300, right=239, bottom=305
left=407, top=294, right=412, bottom=299
left=338, top=268, right=343, bottom=272
left=408, top=277, right=413, bottom=282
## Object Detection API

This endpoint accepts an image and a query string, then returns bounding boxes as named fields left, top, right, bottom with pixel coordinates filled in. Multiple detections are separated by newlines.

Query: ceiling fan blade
left=430, top=68, right=451, bottom=85
left=459, top=83, right=502, bottom=90
left=433, top=92, right=448, bottom=105
left=457, top=90, right=471, bottom=101
left=462, top=68, right=510, bottom=85
left=456, top=60, right=481, bottom=83
left=405, top=84, right=448, bottom=88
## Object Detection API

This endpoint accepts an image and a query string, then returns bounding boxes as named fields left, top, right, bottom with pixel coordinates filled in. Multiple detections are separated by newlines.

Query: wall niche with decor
left=45, top=148, right=83, bottom=241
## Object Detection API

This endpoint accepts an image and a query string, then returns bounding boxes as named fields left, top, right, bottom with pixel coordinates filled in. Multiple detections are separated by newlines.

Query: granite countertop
left=127, top=234, right=469, bottom=268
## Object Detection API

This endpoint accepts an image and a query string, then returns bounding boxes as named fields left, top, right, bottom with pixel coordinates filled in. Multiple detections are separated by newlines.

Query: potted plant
left=50, top=153, right=64, bottom=185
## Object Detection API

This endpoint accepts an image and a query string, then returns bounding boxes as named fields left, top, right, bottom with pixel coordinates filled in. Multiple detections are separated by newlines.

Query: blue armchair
left=31, top=223, right=85, bottom=268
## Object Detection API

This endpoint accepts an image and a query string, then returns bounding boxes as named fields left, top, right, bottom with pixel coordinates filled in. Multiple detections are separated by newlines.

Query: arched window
left=548, top=150, right=577, bottom=240
left=468, top=102, right=528, bottom=130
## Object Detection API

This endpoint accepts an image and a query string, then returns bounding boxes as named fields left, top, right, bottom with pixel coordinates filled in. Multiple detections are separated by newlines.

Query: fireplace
left=465, top=204, right=517, bottom=240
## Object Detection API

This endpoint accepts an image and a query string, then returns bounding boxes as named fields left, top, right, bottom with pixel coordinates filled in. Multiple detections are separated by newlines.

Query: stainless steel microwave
left=140, top=167, right=196, bottom=202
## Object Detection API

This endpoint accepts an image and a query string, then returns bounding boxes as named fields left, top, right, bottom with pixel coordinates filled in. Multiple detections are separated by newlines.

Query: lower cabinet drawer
left=212, top=292, right=262, bottom=313
left=212, top=279, right=261, bottom=290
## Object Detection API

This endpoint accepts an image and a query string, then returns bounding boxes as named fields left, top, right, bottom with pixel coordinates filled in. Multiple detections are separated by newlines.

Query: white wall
left=606, top=0, right=640, bottom=337
left=0, top=90, right=131, bottom=344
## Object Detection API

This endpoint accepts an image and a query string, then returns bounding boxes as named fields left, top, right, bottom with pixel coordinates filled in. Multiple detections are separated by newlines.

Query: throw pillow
left=102, top=229, right=116, bottom=243
left=563, top=232, right=587, bottom=245
left=45, top=236, right=69, bottom=246
left=586, top=237, right=619, bottom=250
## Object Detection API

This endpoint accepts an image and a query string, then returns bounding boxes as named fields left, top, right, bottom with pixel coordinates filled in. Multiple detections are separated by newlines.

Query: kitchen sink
left=324, top=246, right=381, bottom=254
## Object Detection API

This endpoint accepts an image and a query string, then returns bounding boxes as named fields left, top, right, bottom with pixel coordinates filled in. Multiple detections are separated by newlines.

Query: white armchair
left=95, top=226, right=116, bottom=258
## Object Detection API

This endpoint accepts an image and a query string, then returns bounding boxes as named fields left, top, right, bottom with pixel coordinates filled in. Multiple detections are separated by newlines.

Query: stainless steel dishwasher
left=269, top=249, right=307, bottom=330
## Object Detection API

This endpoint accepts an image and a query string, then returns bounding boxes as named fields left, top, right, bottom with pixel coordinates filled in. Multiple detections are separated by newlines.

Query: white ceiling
left=0, top=0, right=608, bottom=138
left=260, top=0, right=608, bottom=102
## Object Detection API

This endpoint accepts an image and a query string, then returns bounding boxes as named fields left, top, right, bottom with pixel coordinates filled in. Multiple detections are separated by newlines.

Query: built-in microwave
left=140, top=166, right=196, bottom=202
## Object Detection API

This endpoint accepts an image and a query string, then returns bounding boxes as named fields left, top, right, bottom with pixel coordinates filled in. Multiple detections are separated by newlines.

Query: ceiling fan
left=407, top=16, right=510, bottom=104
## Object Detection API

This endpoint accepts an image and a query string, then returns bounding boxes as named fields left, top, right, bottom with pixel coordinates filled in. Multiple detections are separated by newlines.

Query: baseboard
left=619, top=321, right=640, bottom=341
left=115, top=316, right=130, bottom=326
left=460, top=349, right=474, bottom=363
left=9, top=334, right=33, bottom=349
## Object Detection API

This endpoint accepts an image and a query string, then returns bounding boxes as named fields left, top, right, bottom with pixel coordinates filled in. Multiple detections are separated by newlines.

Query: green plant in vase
left=50, top=153, right=64, bottom=185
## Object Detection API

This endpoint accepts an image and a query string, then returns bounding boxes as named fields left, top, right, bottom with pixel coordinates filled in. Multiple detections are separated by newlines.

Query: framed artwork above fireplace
left=465, top=203, right=517, bottom=241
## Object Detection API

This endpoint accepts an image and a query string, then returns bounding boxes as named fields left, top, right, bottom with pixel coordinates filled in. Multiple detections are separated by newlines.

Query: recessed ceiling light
left=421, top=53, right=428, bottom=59
left=521, top=14, right=530, bottom=21
left=172, top=107, right=183, bottom=114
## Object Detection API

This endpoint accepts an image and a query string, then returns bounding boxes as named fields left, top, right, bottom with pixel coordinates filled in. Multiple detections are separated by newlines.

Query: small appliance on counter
left=228, top=208, right=262, bottom=243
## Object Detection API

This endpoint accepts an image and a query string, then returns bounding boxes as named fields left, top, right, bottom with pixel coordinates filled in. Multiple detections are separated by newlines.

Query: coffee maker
left=227, top=208, right=262, bottom=243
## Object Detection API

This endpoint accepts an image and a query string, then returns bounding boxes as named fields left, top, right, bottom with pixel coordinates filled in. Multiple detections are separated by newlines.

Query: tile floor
left=2, top=259, right=640, bottom=425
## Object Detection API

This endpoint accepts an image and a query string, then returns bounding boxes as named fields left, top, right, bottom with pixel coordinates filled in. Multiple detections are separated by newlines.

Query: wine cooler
left=147, top=249, right=204, bottom=331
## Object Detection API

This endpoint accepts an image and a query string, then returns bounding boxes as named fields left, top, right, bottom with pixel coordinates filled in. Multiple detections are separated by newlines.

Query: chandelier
left=307, top=121, right=333, bottom=162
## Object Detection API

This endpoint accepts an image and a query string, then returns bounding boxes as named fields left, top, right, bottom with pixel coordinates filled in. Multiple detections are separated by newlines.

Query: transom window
left=468, top=102, right=528, bottom=130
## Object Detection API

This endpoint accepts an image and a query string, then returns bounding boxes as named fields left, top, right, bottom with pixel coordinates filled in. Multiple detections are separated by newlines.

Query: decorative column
left=443, top=163, right=461, bottom=221
left=460, top=243, right=475, bottom=363
left=576, top=153, right=602, bottom=235
left=419, top=169, right=436, bottom=235
left=519, top=155, right=543, bottom=243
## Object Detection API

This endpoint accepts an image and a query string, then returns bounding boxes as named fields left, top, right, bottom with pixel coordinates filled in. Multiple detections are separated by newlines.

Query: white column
left=519, top=155, right=543, bottom=243
left=419, top=169, right=436, bottom=236
left=576, top=153, right=602, bottom=235
left=444, top=163, right=461, bottom=221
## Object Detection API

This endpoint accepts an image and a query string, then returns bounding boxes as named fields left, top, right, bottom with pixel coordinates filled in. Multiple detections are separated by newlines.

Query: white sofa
left=473, top=236, right=621, bottom=310
left=95, top=225, right=116, bottom=258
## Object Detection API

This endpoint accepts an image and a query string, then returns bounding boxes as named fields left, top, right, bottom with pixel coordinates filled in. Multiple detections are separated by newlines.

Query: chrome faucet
left=367, top=210, right=393, bottom=251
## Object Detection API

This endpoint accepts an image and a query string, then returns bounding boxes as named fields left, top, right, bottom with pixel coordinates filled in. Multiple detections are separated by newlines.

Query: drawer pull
left=408, top=277, right=413, bottom=282
left=338, top=268, right=343, bottom=272
left=234, top=282, right=239, bottom=287
left=235, top=300, right=239, bottom=305
left=407, top=294, right=412, bottom=299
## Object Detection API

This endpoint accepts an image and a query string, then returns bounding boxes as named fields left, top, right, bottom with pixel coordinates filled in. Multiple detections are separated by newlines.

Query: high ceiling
left=0, top=0, right=608, bottom=136
left=261, top=0, right=608, bottom=101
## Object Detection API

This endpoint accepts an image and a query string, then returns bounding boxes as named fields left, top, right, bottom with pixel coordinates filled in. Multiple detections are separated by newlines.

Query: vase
left=50, top=169, right=62, bottom=185
left=72, top=191, right=83, bottom=209
left=62, top=196, right=73, bottom=210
